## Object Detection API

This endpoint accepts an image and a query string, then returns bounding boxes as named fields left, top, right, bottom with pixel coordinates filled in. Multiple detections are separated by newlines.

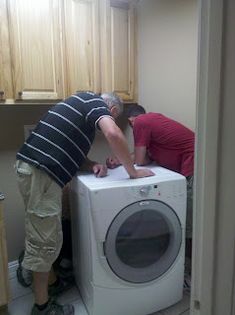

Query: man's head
left=126, top=104, right=146, bottom=127
left=101, top=92, right=123, bottom=119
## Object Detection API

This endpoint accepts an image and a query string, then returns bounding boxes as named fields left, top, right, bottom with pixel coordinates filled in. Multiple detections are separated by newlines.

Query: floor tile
left=156, top=293, right=190, bottom=315
left=57, top=286, right=82, bottom=304
left=58, top=286, right=88, bottom=314
left=7, top=289, right=86, bottom=315
left=7, top=292, right=34, bottom=315
left=73, top=300, right=89, bottom=315
left=5, top=278, right=191, bottom=315
left=9, top=277, right=32, bottom=300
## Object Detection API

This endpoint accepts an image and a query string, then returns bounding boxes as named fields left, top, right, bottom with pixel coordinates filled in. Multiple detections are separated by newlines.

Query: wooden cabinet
left=0, top=0, right=13, bottom=101
left=63, top=0, right=100, bottom=95
left=0, top=194, right=10, bottom=307
left=0, top=0, right=137, bottom=102
left=7, top=0, right=65, bottom=100
left=100, top=0, right=136, bottom=101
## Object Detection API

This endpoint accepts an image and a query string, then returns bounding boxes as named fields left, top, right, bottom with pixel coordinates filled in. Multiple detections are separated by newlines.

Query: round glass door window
left=105, top=200, right=182, bottom=283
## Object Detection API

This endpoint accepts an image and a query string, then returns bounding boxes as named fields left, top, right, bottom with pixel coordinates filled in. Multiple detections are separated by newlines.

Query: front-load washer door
left=104, top=200, right=182, bottom=283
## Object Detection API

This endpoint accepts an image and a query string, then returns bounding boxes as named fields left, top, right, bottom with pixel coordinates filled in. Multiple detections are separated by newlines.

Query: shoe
left=48, top=276, right=75, bottom=297
left=17, top=266, right=33, bottom=287
left=16, top=250, right=33, bottom=287
left=56, top=259, right=74, bottom=280
left=31, top=299, right=74, bottom=315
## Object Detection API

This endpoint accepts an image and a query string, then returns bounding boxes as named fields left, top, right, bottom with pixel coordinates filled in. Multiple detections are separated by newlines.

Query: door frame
left=191, top=0, right=235, bottom=314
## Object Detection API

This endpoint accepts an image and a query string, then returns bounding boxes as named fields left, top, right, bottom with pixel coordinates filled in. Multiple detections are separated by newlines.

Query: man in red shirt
left=107, top=104, right=194, bottom=258
left=127, top=105, right=194, bottom=178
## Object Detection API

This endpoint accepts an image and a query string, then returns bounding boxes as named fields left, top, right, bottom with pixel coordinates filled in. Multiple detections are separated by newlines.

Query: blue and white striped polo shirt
left=16, top=92, right=113, bottom=187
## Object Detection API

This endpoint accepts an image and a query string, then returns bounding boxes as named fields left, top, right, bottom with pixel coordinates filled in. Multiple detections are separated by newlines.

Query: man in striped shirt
left=15, top=92, right=153, bottom=315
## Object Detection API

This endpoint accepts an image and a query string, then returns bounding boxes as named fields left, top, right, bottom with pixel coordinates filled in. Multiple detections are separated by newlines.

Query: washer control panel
left=131, top=181, right=186, bottom=200
left=139, top=185, right=151, bottom=197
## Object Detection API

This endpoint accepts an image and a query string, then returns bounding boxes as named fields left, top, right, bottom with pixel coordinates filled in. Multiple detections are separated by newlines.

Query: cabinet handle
left=0, top=91, right=4, bottom=99
left=18, top=91, right=23, bottom=99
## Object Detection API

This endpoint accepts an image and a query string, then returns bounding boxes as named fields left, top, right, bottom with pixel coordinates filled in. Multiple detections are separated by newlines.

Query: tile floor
left=0, top=272, right=190, bottom=315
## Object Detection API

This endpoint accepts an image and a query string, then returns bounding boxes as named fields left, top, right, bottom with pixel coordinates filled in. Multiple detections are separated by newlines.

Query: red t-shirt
left=133, top=113, right=195, bottom=177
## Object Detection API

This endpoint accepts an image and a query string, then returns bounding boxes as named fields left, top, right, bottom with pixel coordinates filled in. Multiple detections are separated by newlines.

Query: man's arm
left=106, top=149, right=151, bottom=168
left=134, top=146, right=152, bottom=166
left=98, top=117, right=154, bottom=178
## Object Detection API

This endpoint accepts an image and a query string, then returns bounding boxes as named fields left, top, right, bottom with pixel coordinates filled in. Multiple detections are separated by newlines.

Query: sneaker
left=48, top=276, right=75, bottom=297
left=17, top=250, right=33, bottom=287
left=31, top=299, right=74, bottom=315
left=17, top=266, right=33, bottom=287
left=56, top=260, right=74, bottom=280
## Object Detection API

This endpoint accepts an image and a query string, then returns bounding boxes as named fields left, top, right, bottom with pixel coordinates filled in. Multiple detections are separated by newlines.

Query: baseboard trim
left=8, top=260, right=18, bottom=280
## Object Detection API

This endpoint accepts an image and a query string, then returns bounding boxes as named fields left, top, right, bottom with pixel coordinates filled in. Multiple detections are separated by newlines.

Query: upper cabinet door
left=63, top=0, right=100, bottom=96
left=100, top=0, right=136, bottom=101
left=0, top=0, right=13, bottom=101
left=8, top=0, right=64, bottom=100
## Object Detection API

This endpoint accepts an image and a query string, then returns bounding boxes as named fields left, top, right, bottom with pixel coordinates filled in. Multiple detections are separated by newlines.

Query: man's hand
left=106, top=156, right=121, bottom=169
left=92, top=163, right=108, bottom=177
left=80, top=158, right=107, bottom=177
left=130, top=168, right=155, bottom=179
left=98, top=117, right=152, bottom=179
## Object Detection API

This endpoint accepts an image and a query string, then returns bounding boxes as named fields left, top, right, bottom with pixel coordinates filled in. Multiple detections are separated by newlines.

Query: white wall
left=137, top=0, right=198, bottom=130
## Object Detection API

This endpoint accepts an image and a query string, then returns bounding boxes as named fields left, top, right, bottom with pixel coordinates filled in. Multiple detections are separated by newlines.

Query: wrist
left=125, top=165, right=137, bottom=178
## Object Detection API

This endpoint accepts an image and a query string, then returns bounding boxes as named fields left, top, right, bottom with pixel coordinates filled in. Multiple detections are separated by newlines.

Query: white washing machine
left=70, top=165, right=186, bottom=315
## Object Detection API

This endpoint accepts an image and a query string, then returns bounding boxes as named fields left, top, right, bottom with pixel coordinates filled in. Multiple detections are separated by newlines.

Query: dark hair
left=126, top=104, right=146, bottom=118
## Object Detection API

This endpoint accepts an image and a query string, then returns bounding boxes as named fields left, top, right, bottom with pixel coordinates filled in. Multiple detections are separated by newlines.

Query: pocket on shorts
left=15, top=160, right=33, bottom=175
left=15, top=161, right=33, bottom=205
left=33, top=176, right=62, bottom=217
left=24, top=212, right=63, bottom=271
left=25, top=214, right=62, bottom=260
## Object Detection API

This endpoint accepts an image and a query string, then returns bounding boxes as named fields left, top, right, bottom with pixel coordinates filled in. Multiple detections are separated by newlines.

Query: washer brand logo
left=139, top=201, right=150, bottom=206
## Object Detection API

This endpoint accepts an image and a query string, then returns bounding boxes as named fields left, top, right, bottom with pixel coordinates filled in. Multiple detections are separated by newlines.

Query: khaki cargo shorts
left=15, top=160, right=63, bottom=272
